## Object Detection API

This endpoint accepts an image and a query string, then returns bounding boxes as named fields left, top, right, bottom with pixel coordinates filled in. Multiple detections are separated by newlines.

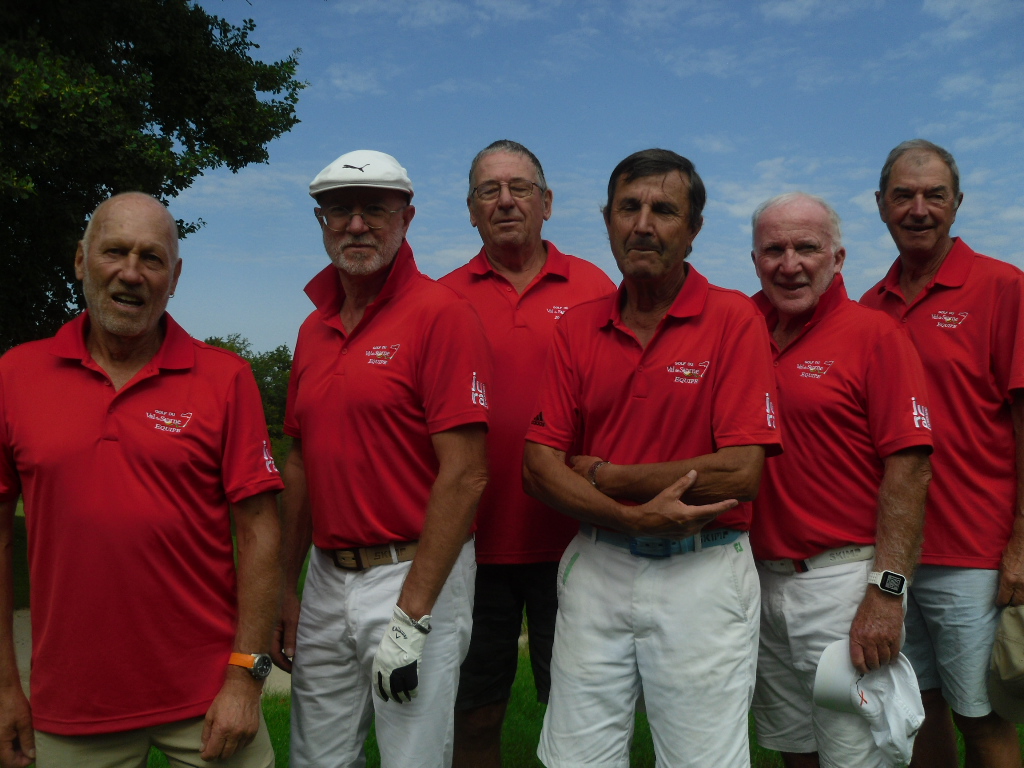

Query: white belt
left=760, top=544, right=875, bottom=575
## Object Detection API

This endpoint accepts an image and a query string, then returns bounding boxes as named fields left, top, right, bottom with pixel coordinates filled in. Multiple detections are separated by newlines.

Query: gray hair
left=879, top=139, right=960, bottom=199
left=81, top=192, right=179, bottom=260
left=468, top=140, right=548, bottom=198
left=751, top=192, right=843, bottom=252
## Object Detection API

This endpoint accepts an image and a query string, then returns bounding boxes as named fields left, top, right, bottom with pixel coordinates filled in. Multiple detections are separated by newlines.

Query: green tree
left=0, top=0, right=304, bottom=353
left=205, top=334, right=293, bottom=467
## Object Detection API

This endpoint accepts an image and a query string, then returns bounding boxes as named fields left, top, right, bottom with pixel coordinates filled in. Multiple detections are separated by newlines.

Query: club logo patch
left=367, top=344, right=401, bottom=365
left=263, top=441, right=278, bottom=474
left=766, top=393, right=777, bottom=429
left=147, top=409, right=192, bottom=433
left=547, top=306, right=569, bottom=318
left=797, top=360, right=834, bottom=379
left=932, top=310, right=968, bottom=329
left=667, top=360, right=709, bottom=385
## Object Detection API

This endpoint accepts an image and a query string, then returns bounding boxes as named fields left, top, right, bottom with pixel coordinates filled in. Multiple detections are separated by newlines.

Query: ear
left=875, top=190, right=885, bottom=221
left=750, top=250, right=759, bottom=278
left=833, top=246, right=846, bottom=274
left=542, top=188, right=553, bottom=222
left=691, top=216, right=704, bottom=239
left=468, top=199, right=478, bottom=229
left=401, top=204, right=416, bottom=235
left=169, top=256, right=183, bottom=296
left=74, top=241, right=86, bottom=281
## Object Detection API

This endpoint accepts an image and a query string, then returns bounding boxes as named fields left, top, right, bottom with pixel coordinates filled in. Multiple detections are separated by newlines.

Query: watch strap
left=228, top=652, right=257, bottom=669
left=868, top=570, right=907, bottom=595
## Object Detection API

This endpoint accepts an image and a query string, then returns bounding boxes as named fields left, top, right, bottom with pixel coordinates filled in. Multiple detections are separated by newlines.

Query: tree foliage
left=205, top=334, right=293, bottom=467
left=0, top=0, right=304, bottom=353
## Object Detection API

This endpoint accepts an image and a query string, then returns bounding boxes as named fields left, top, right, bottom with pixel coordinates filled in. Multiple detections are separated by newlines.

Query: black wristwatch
left=229, top=652, right=273, bottom=680
left=868, top=570, right=908, bottom=596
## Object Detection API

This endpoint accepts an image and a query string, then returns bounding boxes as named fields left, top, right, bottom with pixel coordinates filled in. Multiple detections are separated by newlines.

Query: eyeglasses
left=471, top=179, right=543, bottom=202
left=317, top=204, right=407, bottom=231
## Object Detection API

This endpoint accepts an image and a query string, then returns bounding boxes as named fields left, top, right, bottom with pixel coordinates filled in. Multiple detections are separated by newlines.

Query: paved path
left=12, top=609, right=292, bottom=695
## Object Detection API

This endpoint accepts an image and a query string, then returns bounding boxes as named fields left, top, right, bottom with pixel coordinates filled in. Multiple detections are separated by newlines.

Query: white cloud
left=759, top=0, right=822, bottom=23
left=325, top=64, right=388, bottom=97
left=850, top=189, right=879, bottom=215
left=693, top=134, right=735, bottom=153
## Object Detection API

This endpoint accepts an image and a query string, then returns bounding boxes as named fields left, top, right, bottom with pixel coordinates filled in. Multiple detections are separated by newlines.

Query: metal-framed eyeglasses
left=471, top=179, right=543, bottom=202
left=317, top=204, right=407, bottom=231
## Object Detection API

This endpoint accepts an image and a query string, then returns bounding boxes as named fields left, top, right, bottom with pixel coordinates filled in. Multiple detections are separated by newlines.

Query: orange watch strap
left=228, top=652, right=256, bottom=669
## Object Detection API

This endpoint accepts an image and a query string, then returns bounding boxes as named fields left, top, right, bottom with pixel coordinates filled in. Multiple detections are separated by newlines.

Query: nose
left=496, top=182, right=516, bottom=208
left=777, top=248, right=802, bottom=276
left=120, top=253, right=145, bottom=284
left=346, top=211, right=372, bottom=234
left=909, top=194, right=929, bottom=218
left=633, top=205, right=655, bottom=234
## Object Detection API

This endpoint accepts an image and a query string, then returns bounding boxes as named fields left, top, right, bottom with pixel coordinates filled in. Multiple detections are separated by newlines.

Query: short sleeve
left=221, top=364, right=284, bottom=503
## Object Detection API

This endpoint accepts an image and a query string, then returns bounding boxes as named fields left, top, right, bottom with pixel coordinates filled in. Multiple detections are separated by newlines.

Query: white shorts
left=289, top=541, right=475, bottom=768
left=538, top=530, right=759, bottom=768
left=752, top=559, right=891, bottom=768
left=903, top=564, right=1000, bottom=718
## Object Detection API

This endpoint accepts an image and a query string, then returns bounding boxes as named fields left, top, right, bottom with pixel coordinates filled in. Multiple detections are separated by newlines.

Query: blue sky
left=171, top=0, right=1024, bottom=353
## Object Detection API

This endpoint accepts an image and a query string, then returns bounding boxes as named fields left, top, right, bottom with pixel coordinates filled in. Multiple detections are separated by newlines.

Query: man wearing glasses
left=274, top=150, right=492, bottom=768
left=440, top=140, right=613, bottom=768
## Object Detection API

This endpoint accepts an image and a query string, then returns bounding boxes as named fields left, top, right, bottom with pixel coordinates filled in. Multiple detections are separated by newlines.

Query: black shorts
left=455, top=561, right=559, bottom=710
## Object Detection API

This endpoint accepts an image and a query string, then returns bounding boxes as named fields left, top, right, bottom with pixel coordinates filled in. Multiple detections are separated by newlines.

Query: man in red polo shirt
left=439, top=140, right=613, bottom=768
left=523, top=149, right=781, bottom=768
left=0, top=193, right=283, bottom=768
left=748, top=192, right=933, bottom=768
left=862, top=139, right=1024, bottom=768
left=274, top=150, right=491, bottom=768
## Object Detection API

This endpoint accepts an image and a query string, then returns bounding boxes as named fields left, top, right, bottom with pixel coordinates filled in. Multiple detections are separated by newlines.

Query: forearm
left=397, top=426, right=489, bottom=621
left=232, top=492, right=282, bottom=655
left=593, top=445, right=766, bottom=504
left=279, top=441, right=313, bottom=595
left=524, top=442, right=635, bottom=530
left=0, top=501, right=20, bottom=690
left=873, top=448, right=931, bottom=576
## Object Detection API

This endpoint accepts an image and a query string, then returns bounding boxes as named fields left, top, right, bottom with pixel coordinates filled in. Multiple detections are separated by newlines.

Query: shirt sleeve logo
left=765, top=393, right=777, bottom=429
left=263, top=440, right=279, bottom=474
left=471, top=371, right=489, bottom=409
left=797, top=360, right=834, bottom=379
left=147, top=409, right=193, bottom=433
left=932, top=310, right=968, bottom=329
left=667, top=360, right=710, bottom=385
left=367, top=344, right=401, bottom=365
left=912, top=397, right=932, bottom=430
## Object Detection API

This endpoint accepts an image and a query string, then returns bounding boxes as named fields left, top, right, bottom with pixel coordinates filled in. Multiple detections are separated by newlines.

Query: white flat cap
left=309, top=150, right=414, bottom=199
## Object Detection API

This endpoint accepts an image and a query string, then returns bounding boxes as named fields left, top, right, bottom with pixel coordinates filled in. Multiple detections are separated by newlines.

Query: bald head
left=82, top=193, right=179, bottom=264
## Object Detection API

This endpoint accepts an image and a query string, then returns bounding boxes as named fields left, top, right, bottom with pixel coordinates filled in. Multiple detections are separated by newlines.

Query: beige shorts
left=35, top=709, right=274, bottom=768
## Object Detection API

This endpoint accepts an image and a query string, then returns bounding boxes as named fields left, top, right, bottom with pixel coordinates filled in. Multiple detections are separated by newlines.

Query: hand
left=0, top=685, right=33, bottom=768
left=849, top=587, right=904, bottom=674
left=271, top=591, right=300, bottom=673
left=372, top=606, right=430, bottom=703
left=200, top=673, right=262, bottom=761
left=623, top=470, right=736, bottom=538
left=998, top=536, right=1024, bottom=607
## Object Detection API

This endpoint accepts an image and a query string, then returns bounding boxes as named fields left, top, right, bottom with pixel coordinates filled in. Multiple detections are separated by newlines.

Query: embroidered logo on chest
left=147, top=409, right=192, bottom=433
left=931, top=310, right=968, bottom=329
left=666, top=360, right=709, bottom=385
left=546, top=306, right=569, bottom=318
left=366, top=344, right=401, bottom=365
left=796, top=360, right=834, bottom=379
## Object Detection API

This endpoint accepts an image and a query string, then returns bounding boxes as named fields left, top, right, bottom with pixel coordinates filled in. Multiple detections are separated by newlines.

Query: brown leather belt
left=320, top=541, right=418, bottom=571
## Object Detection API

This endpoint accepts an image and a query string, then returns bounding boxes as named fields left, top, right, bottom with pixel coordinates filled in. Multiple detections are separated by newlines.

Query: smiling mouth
left=111, top=294, right=144, bottom=307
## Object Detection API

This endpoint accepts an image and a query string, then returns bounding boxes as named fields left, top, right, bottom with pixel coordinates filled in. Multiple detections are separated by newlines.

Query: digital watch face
left=877, top=571, right=907, bottom=595
left=252, top=654, right=273, bottom=679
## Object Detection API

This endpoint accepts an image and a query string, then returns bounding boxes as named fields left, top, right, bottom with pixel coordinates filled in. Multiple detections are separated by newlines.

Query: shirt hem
left=33, top=700, right=211, bottom=736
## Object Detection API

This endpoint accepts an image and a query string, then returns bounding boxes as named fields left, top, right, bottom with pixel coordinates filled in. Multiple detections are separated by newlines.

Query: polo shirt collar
left=304, top=239, right=420, bottom=322
left=605, top=263, right=709, bottom=327
left=51, top=311, right=195, bottom=370
left=467, top=241, right=571, bottom=281
left=873, top=237, right=973, bottom=300
left=753, top=273, right=848, bottom=338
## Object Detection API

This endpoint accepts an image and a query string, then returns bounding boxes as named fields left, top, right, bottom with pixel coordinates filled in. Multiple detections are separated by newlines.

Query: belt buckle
left=629, top=537, right=672, bottom=558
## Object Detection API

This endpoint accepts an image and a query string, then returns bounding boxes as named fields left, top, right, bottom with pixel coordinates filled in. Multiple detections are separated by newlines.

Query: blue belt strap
left=579, top=523, right=742, bottom=558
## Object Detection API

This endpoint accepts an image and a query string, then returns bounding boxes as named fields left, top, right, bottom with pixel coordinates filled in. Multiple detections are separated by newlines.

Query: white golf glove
left=372, top=606, right=431, bottom=703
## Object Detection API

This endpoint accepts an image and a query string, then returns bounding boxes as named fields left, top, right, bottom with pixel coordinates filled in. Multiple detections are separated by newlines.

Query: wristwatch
left=868, top=570, right=908, bottom=596
left=229, top=652, right=273, bottom=680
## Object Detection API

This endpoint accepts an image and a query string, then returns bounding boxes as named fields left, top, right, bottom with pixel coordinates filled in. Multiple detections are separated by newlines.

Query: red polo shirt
left=526, top=265, right=782, bottom=532
left=439, top=243, right=614, bottom=563
left=750, top=275, right=933, bottom=561
left=0, top=313, right=283, bottom=735
left=284, top=242, right=491, bottom=549
left=861, top=239, right=1024, bottom=567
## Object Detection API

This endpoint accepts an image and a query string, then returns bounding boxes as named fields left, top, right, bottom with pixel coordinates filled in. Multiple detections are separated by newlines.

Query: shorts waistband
left=319, top=541, right=418, bottom=571
left=579, top=523, right=742, bottom=558
left=759, top=544, right=875, bottom=575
